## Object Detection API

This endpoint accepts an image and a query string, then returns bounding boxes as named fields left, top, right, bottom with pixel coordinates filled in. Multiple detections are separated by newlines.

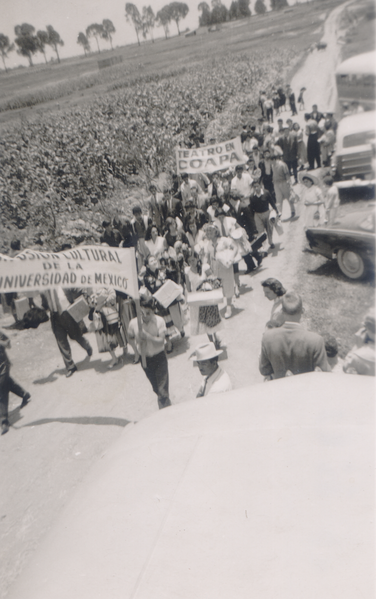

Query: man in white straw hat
left=190, top=342, right=232, bottom=397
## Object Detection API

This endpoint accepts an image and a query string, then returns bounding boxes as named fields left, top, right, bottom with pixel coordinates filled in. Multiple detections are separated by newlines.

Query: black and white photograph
left=0, top=0, right=375, bottom=596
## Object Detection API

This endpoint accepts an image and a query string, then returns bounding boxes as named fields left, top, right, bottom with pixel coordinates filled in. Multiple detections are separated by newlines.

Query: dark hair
left=323, top=176, right=334, bottom=187
left=165, top=216, right=176, bottom=231
left=145, top=224, right=160, bottom=241
left=140, top=297, right=155, bottom=310
left=235, top=165, right=243, bottom=171
left=132, top=205, right=142, bottom=215
left=324, top=335, right=338, bottom=358
left=187, top=249, right=202, bottom=275
left=112, top=230, right=122, bottom=246
left=210, top=195, right=222, bottom=207
left=10, top=239, right=21, bottom=251
left=102, top=220, right=111, bottom=228
left=261, top=278, right=286, bottom=297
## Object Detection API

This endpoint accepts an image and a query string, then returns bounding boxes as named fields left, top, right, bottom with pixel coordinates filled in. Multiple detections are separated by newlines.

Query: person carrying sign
left=41, top=288, right=93, bottom=378
left=128, top=297, right=171, bottom=410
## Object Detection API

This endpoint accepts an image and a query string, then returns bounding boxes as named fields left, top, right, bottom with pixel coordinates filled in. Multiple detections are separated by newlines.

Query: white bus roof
left=336, top=51, right=376, bottom=76
left=6, top=373, right=375, bottom=599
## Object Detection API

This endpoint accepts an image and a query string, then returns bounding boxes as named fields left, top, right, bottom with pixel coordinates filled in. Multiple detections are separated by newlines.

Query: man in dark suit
left=310, top=104, right=324, bottom=123
left=259, top=292, right=329, bottom=379
left=162, top=192, right=184, bottom=223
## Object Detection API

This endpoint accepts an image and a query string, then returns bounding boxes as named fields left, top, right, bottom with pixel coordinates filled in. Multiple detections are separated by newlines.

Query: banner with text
left=0, top=246, right=139, bottom=299
left=176, top=136, right=244, bottom=174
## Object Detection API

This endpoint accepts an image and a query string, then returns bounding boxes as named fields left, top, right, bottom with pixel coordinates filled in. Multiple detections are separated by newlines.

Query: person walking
left=276, top=127, right=299, bottom=185
left=271, top=151, right=295, bottom=218
left=259, top=292, right=330, bottom=379
left=0, top=331, right=31, bottom=435
left=190, top=342, right=232, bottom=397
left=299, top=172, right=325, bottom=228
left=250, top=180, right=278, bottom=250
left=286, top=86, right=298, bottom=116
left=128, top=297, right=171, bottom=410
left=42, top=288, right=93, bottom=378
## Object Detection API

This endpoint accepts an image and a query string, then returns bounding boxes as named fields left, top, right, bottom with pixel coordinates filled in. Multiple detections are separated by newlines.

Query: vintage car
left=305, top=203, right=375, bottom=279
left=6, top=373, right=375, bottom=599
left=331, top=111, right=375, bottom=185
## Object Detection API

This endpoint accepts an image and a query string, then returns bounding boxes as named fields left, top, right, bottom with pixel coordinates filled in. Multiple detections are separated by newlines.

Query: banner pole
left=134, top=298, right=146, bottom=368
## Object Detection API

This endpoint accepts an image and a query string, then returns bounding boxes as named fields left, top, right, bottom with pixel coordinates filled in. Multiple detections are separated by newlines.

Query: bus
left=336, top=51, right=376, bottom=112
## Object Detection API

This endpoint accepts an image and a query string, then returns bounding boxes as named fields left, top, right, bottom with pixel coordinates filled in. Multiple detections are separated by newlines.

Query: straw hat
left=298, top=170, right=320, bottom=186
left=189, top=342, right=223, bottom=362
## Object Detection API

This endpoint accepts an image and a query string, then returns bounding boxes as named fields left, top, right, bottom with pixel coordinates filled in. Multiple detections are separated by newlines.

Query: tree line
left=0, top=24, right=63, bottom=71
left=198, top=0, right=289, bottom=27
left=0, top=0, right=289, bottom=70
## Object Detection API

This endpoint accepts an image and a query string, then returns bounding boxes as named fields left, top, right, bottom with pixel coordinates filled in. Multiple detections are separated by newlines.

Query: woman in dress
left=88, top=288, right=124, bottom=369
left=164, top=217, right=189, bottom=249
left=185, top=250, right=223, bottom=348
left=203, top=223, right=238, bottom=319
left=293, top=122, right=307, bottom=169
left=261, top=278, right=287, bottom=328
left=299, top=173, right=325, bottom=228
left=185, top=217, right=205, bottom=250
left=144, top=224, right=167, bottom=264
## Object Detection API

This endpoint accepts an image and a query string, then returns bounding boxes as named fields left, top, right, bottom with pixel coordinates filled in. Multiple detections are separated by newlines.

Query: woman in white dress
left=203, top=224, right=237, bottom=319
left=299, top=173, right=325, bottom=228
left=144, top=224, right=167, bottom=264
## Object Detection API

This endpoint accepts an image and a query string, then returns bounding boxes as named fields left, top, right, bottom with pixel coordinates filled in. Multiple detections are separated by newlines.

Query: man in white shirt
left=230, top=165, right=253, bottom=201
left=128, top=297, right=171, bottom=409
left=190, top=342, right=232, bottom=397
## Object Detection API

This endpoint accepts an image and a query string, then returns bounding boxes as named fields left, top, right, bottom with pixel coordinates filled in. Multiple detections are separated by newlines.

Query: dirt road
left=0, top=5, right=350, bottom=597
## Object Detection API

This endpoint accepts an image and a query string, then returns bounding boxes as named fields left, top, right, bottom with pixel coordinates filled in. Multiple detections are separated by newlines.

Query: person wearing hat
left=190, top=342, right=232, bottom=397
left=230, top=164, right=253, bottom=201
left=343, top=310, right=375, bottom=376
left=259, top=292, right=330, bottom=380
left=299, top=172, right=325, bottom=228
left=128, top=297, right=171, bottom=409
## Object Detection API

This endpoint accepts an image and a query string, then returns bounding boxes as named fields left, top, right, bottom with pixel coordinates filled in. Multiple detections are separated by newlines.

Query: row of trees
left=77, top=20, right=116, bottom=56
left=0, top=24, right=63, bottom=71
left=125, top=2, right=189, bottom=44
left=198, top=0, right=288, bottom=27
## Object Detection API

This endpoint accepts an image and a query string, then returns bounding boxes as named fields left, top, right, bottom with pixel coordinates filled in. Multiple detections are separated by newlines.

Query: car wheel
left=337, top=248, right=365, bottom=280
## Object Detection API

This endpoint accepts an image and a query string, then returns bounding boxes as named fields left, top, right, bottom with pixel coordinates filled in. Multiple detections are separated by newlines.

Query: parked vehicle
left=6, top=373, right=374, bottom=599
left=305, top=202, right=375, bottom=279
left=336, top=51, right=376, bottom=112
left=331, top=111, right=375, bottom=183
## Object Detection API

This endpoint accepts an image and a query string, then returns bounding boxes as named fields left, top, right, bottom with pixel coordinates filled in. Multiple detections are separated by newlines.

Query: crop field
left=0, top=0, right=344, bottom=123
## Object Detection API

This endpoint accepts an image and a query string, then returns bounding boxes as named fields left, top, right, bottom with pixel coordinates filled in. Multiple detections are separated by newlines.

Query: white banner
left=0, top=246, right=139, bottom=299
left=176, top=136, right=244, bottom=174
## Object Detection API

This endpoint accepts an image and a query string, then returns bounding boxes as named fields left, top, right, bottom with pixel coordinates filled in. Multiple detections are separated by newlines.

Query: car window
left=343, top=130, right=375, bottom=148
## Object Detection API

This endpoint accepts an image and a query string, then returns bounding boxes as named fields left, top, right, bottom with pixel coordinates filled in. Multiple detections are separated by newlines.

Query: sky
left=1, top=0, right=297, bottom=68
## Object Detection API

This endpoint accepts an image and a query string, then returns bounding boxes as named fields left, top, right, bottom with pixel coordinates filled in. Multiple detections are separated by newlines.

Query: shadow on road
left=18, top=416, right=131, bottom=428
left=307, top=260, right=375, bottom=285
left=32, top=356, right=129, bottom=384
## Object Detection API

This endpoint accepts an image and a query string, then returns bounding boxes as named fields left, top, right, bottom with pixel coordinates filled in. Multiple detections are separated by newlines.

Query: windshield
left=343, top=130, right=375, bottom=148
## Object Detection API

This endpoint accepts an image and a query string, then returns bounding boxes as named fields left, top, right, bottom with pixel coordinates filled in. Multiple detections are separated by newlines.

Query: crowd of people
left=0, top=93, right=373, bottom=434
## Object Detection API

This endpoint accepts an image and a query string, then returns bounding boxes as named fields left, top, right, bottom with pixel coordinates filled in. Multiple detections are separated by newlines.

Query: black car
left=305, top=203, right=375, bottom=279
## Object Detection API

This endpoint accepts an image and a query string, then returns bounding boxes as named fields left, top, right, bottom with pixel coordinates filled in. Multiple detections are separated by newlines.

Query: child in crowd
left=323, top=176, right=340, bottom=225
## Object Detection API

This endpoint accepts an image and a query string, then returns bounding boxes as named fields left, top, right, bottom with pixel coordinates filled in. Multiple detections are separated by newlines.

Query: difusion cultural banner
left=176, top=136, right=244, bottom=174
left=0, top=246, right=139, bottom=299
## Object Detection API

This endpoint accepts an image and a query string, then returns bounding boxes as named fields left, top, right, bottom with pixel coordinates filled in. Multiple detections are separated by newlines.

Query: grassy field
left=0, top=0, right=346, bottom=127
left=293, top=201, right=375, bottom=357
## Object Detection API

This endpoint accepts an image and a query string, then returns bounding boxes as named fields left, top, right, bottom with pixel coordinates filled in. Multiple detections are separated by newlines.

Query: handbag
left=101, top=306, right=119, bottom=325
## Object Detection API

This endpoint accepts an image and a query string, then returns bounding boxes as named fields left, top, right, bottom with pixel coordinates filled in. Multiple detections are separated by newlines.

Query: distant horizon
left=1, top=0, right=306, bottom=70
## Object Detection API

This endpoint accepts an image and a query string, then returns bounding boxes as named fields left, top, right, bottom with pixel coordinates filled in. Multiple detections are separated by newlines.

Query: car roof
left=336, top=51, right=376, bottom=76
left=7, top=373, right=375, bottom=599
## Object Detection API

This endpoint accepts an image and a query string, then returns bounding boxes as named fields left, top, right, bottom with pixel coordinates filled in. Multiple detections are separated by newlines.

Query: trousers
left=0, top=363, right=26, bottom=422
left=254, top=210, right=273, bottom=245
left=307, top=134, right=321, bottom=169
left=50, top=312, right=91, bottom=372
left=142, top=351, right=171, bottom=409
